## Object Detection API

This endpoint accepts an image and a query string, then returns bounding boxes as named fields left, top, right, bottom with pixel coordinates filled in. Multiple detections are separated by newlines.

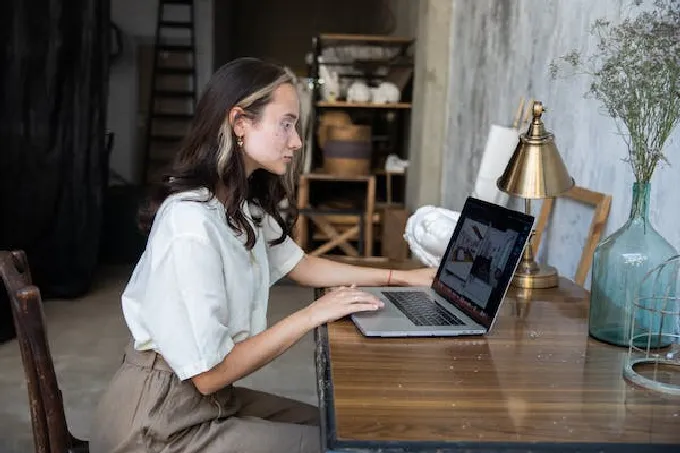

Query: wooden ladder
left=142, top=0, right=197, bottom=184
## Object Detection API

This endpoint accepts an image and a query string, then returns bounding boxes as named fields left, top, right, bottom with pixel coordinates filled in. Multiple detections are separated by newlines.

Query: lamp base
left=511, top=263, right=559, bottom=289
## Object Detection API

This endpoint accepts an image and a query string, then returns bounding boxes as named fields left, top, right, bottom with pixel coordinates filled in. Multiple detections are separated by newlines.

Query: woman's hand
left=393, top=267, right=438, bottom=287
left=302, top=286, right=384, bottom=328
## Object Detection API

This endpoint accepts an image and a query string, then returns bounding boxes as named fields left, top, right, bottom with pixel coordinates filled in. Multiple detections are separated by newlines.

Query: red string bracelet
left=387, top=269, right=393, bottom=286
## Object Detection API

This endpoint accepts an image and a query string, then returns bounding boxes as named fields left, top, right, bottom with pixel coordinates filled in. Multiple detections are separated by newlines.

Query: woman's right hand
left=302, top=286, right=384, bottom=328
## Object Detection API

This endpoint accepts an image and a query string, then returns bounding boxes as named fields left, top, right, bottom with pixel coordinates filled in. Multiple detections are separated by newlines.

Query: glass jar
left=589, top=182, right=678, bottom=347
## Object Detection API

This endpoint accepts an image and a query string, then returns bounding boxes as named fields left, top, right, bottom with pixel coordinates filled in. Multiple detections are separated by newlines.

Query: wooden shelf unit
left=307, top=32, right=414, bottom=171
left=299, top=34, right=415, bottom=258
left=316, top=101, right=412, bottom=109
left=318, top=33, right=414, bottom=45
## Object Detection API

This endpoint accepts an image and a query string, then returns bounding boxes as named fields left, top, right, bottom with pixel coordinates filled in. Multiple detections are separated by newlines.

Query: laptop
left=351, top=197, right=534, bottom=337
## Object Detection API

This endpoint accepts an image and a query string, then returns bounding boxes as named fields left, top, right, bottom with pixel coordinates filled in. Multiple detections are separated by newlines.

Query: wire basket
left=623, top=255, right=680, bottom=395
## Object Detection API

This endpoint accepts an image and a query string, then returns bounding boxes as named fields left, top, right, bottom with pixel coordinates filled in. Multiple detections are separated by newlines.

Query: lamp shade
left=497, top=101, right=574, bottom=199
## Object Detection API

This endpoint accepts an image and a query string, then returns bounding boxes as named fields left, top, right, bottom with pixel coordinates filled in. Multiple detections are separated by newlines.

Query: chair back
left=532, top=186, right=612, bottom=287
left=0, top=250, right=70, bottom=453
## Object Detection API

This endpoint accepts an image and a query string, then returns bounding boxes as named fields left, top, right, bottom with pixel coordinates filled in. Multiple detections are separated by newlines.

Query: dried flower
left=549, top=0, right=680, bottom=184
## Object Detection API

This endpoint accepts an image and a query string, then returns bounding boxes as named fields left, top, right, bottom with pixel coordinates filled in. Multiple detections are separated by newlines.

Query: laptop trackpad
left=354, top=301, right=404, bottom=320
left=351, top=302, right=414, bottom=330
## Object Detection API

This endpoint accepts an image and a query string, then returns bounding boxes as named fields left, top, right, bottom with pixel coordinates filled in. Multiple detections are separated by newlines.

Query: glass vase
left=589, top=182, right=678, bottom=347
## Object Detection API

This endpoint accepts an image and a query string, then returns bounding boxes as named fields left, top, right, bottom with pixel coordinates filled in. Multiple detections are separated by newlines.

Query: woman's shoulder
left=163, top=187, right=221, bottom=211
left=152, top=188, right=226, bottom=240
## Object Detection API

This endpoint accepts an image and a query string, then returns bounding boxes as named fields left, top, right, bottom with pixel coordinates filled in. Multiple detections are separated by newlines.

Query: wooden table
left=313, top=260, right=680, bottom=452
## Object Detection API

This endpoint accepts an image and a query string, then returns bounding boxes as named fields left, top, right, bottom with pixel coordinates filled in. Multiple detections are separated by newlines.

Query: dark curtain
left=0, top=0, right=110, bottom=323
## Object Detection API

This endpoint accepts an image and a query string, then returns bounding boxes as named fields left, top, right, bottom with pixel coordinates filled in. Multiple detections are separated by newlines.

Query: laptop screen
left=432, top=197, right=533, bottom=329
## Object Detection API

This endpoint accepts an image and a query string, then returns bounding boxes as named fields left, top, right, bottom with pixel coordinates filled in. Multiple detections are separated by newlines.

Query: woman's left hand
left=394, top=267, right=437, bottom=287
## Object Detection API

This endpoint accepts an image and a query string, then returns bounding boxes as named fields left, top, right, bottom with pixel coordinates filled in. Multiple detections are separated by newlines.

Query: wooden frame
left=294, top=173, right=376, bottom=257
left=532, top=186, right=612, bottom=287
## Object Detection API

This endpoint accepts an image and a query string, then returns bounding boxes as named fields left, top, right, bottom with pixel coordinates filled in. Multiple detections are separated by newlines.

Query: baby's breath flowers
left=549, top=0, right=680, bottom=184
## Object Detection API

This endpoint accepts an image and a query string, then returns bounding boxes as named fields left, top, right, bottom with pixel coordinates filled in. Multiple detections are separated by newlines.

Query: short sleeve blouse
left=121, top=188, right=304, bottom=380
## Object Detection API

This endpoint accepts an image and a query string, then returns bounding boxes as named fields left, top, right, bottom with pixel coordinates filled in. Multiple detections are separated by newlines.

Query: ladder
left=142, top=0, right=198, bottom=185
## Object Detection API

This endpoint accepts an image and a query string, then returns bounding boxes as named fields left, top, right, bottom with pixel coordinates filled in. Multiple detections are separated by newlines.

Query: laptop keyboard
left=381, top=291, right=465, bottom=327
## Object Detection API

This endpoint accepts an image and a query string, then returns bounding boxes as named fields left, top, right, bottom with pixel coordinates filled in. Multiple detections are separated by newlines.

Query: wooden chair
left=294, top=173, right=376, bottom=257
left=0, top=250, right=88, bottom=453
left=532, top=186, right=612, bottom=287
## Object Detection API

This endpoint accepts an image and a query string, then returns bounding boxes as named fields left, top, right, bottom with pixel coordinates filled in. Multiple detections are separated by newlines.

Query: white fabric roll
left=472, top=125, right=520, bottom=207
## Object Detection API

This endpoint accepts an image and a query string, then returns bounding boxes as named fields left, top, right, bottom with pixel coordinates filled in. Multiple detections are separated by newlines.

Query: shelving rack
left=296, top=33, right=415, bottom=258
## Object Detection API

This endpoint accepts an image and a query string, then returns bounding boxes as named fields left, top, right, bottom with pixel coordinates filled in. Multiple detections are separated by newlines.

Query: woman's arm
left=286, top=254, right=410, bottom=288
left=191, top=286, right=383, bottom=395
left=191, top=309, right=312, bottom=395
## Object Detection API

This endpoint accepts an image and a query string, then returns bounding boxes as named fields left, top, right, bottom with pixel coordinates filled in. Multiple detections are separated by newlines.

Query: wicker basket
left=317, top=111, right=352, bottom=149
left=322, top=124, right=372, bottom=176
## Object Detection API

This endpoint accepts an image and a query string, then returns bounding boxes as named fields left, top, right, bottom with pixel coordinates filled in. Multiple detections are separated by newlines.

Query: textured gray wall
left=441, top=0, right=680, bottom=287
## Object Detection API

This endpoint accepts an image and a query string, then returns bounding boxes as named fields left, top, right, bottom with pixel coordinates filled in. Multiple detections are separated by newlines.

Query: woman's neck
left=215, top=180, right=250, bottom=208
left=215, top=181, right=230, bottom=206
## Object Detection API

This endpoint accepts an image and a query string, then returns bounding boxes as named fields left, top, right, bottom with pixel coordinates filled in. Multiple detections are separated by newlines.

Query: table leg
left=364, top=176, right=376, bottom=257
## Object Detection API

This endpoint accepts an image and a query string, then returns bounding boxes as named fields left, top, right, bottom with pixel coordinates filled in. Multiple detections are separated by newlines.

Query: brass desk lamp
left=497, top=101, right=574, bottom=289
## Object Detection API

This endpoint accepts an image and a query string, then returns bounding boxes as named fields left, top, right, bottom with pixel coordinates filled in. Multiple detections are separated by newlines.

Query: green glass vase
left=589, top=182, right=678, bottom=347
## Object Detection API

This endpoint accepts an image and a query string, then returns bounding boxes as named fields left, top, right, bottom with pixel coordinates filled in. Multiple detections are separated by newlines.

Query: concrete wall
left=108, top=0, right=213, bottom=185
left=406, top=0, right=452, bottom=210
left=438, top=0, right=680, bottom=287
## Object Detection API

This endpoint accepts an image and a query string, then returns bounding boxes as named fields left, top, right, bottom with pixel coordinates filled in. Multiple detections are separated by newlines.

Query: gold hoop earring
left=236, top=136, right=244, bottom=148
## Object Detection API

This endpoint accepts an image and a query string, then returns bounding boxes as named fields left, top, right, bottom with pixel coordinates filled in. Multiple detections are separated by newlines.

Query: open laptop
left=351, top=197, right=534, bottom=337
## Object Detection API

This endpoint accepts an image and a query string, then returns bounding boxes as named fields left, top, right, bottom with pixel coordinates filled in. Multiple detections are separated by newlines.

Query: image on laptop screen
left=432, top=198, right=533, bottom=329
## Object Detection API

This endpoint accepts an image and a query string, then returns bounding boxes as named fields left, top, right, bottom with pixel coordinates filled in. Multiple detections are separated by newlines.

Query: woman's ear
left=228, top=106, right=247, bottom=136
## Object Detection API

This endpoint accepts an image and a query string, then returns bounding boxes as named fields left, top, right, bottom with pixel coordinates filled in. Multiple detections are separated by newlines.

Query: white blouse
left=121, top=188, right=304, bottom=380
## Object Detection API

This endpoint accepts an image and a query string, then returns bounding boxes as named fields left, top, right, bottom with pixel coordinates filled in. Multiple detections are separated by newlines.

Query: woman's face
left=237, top=83, right=302, bottom=176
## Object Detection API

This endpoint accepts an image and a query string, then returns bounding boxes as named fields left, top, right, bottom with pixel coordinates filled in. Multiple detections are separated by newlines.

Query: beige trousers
left=89, top=343, right=320, bottom=453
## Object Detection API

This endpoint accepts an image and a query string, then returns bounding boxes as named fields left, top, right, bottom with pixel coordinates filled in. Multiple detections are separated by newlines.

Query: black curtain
left=0, top=0, right=110, bottom=325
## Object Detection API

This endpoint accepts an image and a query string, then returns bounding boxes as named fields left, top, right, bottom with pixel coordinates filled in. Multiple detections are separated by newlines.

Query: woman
left=90, top=57, right=435, bottom=453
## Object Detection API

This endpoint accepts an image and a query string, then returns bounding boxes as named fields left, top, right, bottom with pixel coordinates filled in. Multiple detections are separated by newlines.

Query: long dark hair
left=138, top=57, right=301, bottom=249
